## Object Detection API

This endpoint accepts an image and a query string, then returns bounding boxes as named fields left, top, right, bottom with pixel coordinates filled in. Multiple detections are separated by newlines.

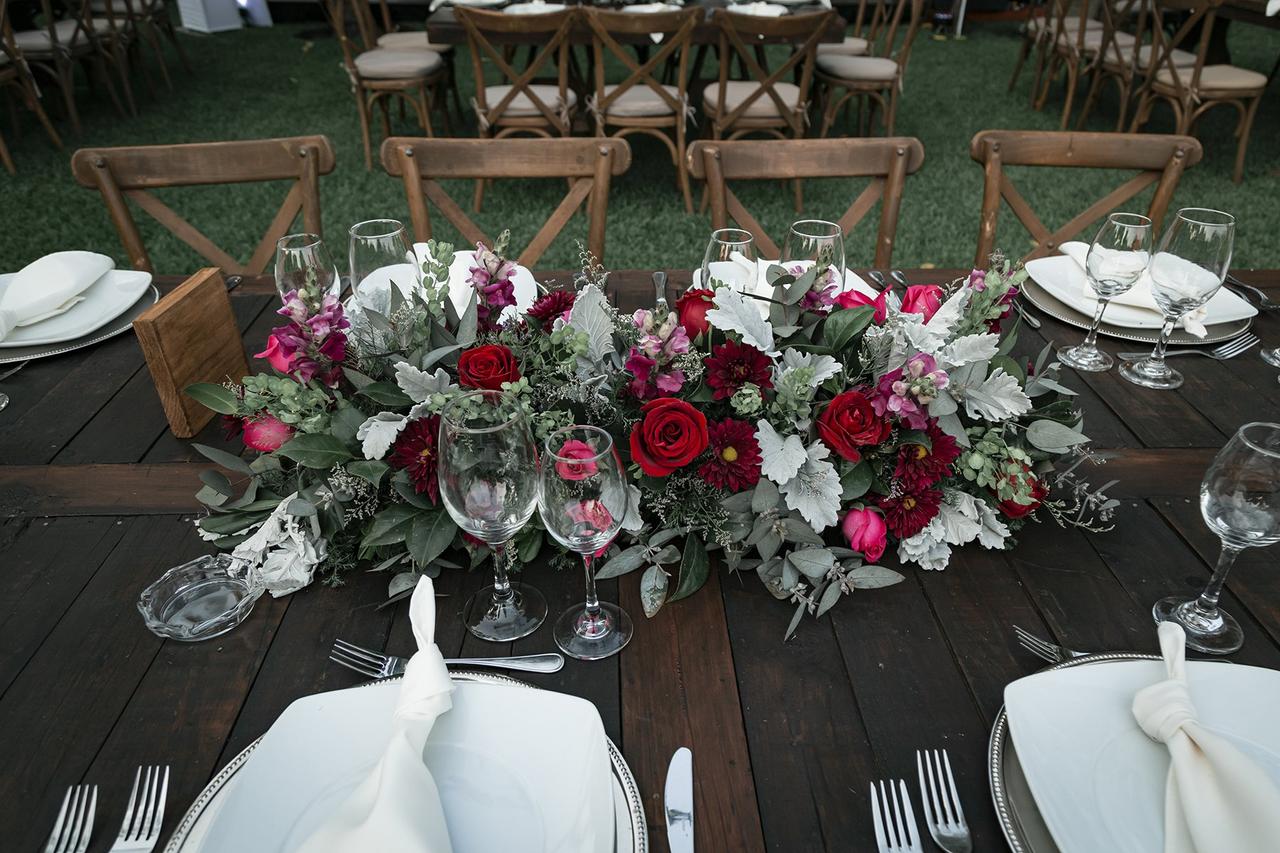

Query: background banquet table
left=2, top=268, right=1280, bottom=852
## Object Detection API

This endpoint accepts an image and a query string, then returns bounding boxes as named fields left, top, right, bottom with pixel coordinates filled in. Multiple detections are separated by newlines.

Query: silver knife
left=664, top=746, right=694, bottom=853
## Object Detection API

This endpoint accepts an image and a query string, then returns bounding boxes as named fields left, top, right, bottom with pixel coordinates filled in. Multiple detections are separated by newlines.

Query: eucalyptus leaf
left=388, top=571, right=418, bottom=598
left=198, top=469, right=235, bottom=497
left=817, top=580, right=844, bottom=616
left=668, top=534, right=709, bottom=602
left=406, top=511, right=456, bottom=566
left=758, top=530, right=782, bottom=561
left=1026, top=420, right=1089, bottom=452
left=848, top=565, right=905, bottom=589
left=198, top=509, right=271, bottom=536
left=421, top=343, right=463, bottom=370
left=640, top=564, right=669, bottom=618
left=596, top=546, right=648, bottom=579
left=330, top=405, right=367, bottom=444
left=277, top=434, right=354, bottom=469
left=649, top=527, right=687, bottom=548
left=781, top=519, right=826, bottom=546
left=721, top=491, right=754, bottom=513
left=346, top=460, right=390, bottom=488
left=456, top=295, right=478, bottom=346
left=342, top=368, right=375, bottom=390
left=286, top=498, right=317, bottom=517
left=358, top=382, right=414, bottom=408
left=752, top=479, right=781, bottom=513
left=840, top=461, right=873, bottom=500
left=186, top=382, right=240, bottom=415
left=788, top=548, right=835, bottom=579
left=784, top=601, right=806, bottom=641
left=653, top=544, right=681, bottom=565
left=192, top=443, right=255, bottom=476
left=195, top=484, right=229, bottom=507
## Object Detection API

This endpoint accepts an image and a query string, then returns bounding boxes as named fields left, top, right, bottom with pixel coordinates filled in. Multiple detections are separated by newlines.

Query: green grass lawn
left=1, top=18, right=1276, bottom=274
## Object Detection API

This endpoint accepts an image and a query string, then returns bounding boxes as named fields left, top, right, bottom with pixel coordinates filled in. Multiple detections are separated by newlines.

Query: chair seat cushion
left=1155, top=63, right=1267, bottom=91
left=482, top=84, right=578, bottom=117
left=1076, top=29, right=1135, bottom=50
left=13, top=18, right=113, bottom=51
left=701, top=80, right=802, bottom=118
left=1136, top=44, right=1196, bottom=67
left=816, top=36, right=869, bottom=56
left=601, top=83, right=681, bottom=117
left=376, top=31, right=453, bottom=53
left=354, top=48, right=443, bottom=79
left=816, top=54, right=899, bottom=82
left=1029, top=16, right=1102, bottom=34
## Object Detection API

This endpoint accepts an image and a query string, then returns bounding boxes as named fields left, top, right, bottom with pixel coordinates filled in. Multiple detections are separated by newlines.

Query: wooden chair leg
left=356, top=92, right=374, bottom=170
left=18, top=78, right=61, bottom=148
left=675, top=122, right=692, bottom=214
left=1075, top=67, right=1104, bottom=130
left=1034, top=52, right=1060, bottom=111
left=1009, top=34, right=1031, bottom=92
left=1028, top=39, right=1049, bottom=108
left=143, top=22, right=174, bottom=90
left=377, top=97, right=392, bottom=139
left=0, top=127, right=15, bottom=175
left=1059, top=62, right=1081, bottom=130
left=57, top=62, right=82, bottom=136
left=1114, top=77, right=1132, bottom=132
left=91, top=48, right=127, bottom=118
left=112, top=42, right=138, bottom=117
left=885, top=85, right=898, bottom=136
left=1232, top=96, right=1261, bottom=185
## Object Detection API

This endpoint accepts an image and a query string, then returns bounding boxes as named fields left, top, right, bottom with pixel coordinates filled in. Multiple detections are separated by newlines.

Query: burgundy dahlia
left=878, top=487, right=943, bottom=539
left=698, top=418, right=762, bottom=492
left=387, top=416, right=442, bottom=503
left=893, top=422, right=961, bottom=491
left=526, top=290, right=577, bottom=324
left=704, top=340, right=772, bottom=400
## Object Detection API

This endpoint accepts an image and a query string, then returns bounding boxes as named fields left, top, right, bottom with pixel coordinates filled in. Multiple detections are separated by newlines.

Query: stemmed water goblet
left=1153, top=422, right=1280, bottom=654
left=438, top=389, right=547, bottom=642
left=699, top=228, right=757, bottom=293
left=780, top=219, right=846, bottom=291
left=273, top=233, right=340, bottom=305
left=348, top=219, right=418, bottom=296
left=1119, top=208, right=1235, bottom=390
left=538, top=426, right=634, bottom=661
left=1057, top=213, right=1152, bottom=372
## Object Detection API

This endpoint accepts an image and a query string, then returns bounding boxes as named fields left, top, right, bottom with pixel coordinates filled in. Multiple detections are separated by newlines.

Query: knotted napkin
left=298, top=576, right=456, bottom=853
left=1132, top=621, right=1280, bottom=853
left=1059, top=242, right=1211, bottom=337
left=0, top=251, right=113, bottom=341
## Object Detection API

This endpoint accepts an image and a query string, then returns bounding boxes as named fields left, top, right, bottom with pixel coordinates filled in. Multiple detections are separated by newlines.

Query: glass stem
left=490, top=540, right=515, bottom=606
left=1195, top=543, right=1242, bottom=616
left=582, top=552, right=600, bottom=615
left=1081, top=297, right=1110, bottom=350
left=1150, top=317, right=1177, bottom=366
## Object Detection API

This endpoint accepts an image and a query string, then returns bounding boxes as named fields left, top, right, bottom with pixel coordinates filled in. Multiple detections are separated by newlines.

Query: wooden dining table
left=2, top=268, right=1280, bottom=852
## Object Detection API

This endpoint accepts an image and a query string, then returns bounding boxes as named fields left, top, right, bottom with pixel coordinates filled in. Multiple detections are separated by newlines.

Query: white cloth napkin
left=1268, top=0, right=1278, bottom=16
left=728, top=1, right=787, bottom=16
left=1132, top=622, right=1280, bottom=853
left=0, top=251, right=113, bottom=341
left=298, top=576, right=456, bottom=853
left=1060, top=241, right=1209, bottom=337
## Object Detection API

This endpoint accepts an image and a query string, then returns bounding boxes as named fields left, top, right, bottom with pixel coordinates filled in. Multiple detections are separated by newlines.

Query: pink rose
left=899, top=285, right=944, bottom=322
left=842, top=507, right=887, bottom=563
left=834, top=289, right=888, bottom=324
left=255, top=331, right=295, bottom=374
left=555, top=439, right=600, bottom=481
left=242, top=414, right=294, bottom=452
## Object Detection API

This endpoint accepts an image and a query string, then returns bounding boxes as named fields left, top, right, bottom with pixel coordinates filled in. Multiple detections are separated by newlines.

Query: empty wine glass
left=438, top=389, right=546, bottom=642
left=1153, top=422, right=1280, bottom=654
left=1120, top=208, right=1234, bottom=390
left=1260, top=343, right=1280, bottom=374
left=700, top=228, right=757, bottom=293
left=1058, top=213, right=1153, bottom=372
left=780, top=219, right=846, bottom=292
left=539, top=426, right=633, bottom=661
left=274, top=233, right=340, bottom=305
left=349, top=219, right=418, bottom=298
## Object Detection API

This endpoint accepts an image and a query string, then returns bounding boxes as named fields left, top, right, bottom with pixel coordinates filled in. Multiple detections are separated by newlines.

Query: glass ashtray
left=138, top=554, right=263, bottom=642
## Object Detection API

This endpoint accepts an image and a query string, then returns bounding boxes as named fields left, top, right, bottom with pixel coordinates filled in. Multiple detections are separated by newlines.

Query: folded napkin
left=1060, top=241, right=1209, bottom=337
left=729, top=1, right=786, bottom=15
left=298, top=576, right=456, bottom=853
left=1268, top=0, right=1278, bottom=16
left=0, top=251, right=113, bottom=341
left=1132, top=622, right=1280, bottom=853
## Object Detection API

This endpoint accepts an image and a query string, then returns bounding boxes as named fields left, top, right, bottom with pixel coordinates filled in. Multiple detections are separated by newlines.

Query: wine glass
left=349, top=219, right=418, bottom=298
left=438, top=389, right=546, bottom=642
left=780, top=219, right=846, bottom=292
left=699, top=228, right=757, bottom=293
left=274, top=233, right=340, bottom=305
left=1057, top=213, right=1153, bottom=372
left=1119, top=208, right=1235, bottom=391
left=1153, top=422, right=1280, bottom=654
left=538, top=425, right=634, bottom=661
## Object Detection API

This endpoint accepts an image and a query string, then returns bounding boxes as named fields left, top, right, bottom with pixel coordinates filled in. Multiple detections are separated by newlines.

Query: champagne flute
left=780, top=219, right=846, bottom=292
left=1058, top=213, right=1152, bottom=372
left=699, top=228, right=757, bottom=293
left=438, top=389, right=546, bottom=642
left=539, top=425, right=633, bottom=661
left=1153, top=422, right=1280, bottom=654
left=274, top=233, right=340, bottom=305
left=349, top=219, right=418, bottom=298
left=1119, top=208, right=1234, bottom=391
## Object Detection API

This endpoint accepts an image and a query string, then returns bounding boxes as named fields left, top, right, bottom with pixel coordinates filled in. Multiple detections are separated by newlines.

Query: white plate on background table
left=504, top=1, right=567, bottom=12
left=0, top=268, right=152, bottom=347
left=166, top=672, right=641, bottom=853
left=0, top=285, right=158, bottom=365
left=994, top=652, right=1280, bottom=853
left=726, top=1, right=788, bottom=15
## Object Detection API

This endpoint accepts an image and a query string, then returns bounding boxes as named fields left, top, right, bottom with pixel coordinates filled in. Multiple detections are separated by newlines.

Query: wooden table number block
left=133, top=267, right=249, bottom=438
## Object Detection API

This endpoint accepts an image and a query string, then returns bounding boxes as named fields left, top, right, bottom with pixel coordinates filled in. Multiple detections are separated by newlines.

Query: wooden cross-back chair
left=1129, top=0, right=1266, bottom=184
left=1033, top=0, right=1138, bottom=129
left=584, top=7, right=700, bottom=213
left=687, top=137, right=925, bottom=268
left=70, top=135, right=337, bottom=274
left=815, top=0, right=923, bottom=137
left=364, top=0, right=460, bottom=121
left=1008, top=0, right=1100, bottom=105
left=969, top=129, right=1202, bottom=267
left=381, top=137, right=631, bottom=268
left=0, top=1, right=63, bottom=174
left=1075, top=0, right=1154, bottom=132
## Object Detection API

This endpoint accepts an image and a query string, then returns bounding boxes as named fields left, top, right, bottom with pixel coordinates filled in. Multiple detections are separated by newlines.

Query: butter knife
left=664, top=746, right=694, bottom=853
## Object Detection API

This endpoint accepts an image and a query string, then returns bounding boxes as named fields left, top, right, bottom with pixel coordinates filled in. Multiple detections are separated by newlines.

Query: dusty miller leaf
left=706, top=287, right=778, bottom=355
left=938, top=334, right=1000, bottom=370
left=779, top=443, right=842, bottom=532
left=640, top=564, right=668, bottom=618
left=394, top=362, right=454, bottom=404
left=756, top=420, right=807, bottom=485
left=569, top=285, right=616, bottom=368
left=356, top=412, right=409, bottom=460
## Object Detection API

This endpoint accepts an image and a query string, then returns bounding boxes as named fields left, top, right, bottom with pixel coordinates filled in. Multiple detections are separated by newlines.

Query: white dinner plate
left=346, top=248, right=537, bottom=327
left=622, top=2, right=682, bottom=11
left=691, top=260, right=875, bottom=318
left=1004, top=657, right=1280, bottom=853
left=0, top=269, right=152, bottom=347
left=726, top=2, right=788, bottom=15
left=504, top=1, right=566, bottom=12
left=190, top=679, right=615, bottom=853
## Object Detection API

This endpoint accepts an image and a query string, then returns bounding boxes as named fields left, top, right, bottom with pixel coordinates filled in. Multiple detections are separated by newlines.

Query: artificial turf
left=0, top=16, right=1276, bottom=274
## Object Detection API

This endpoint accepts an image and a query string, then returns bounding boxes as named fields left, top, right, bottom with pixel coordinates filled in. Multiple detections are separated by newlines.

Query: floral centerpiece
left=189, top=233, right=1113, bottom=636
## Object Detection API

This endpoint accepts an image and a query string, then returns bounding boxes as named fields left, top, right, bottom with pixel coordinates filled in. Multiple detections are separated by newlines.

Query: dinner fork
left=1013, top=625, right=1088, bottom=664
left=1226, top=274, right=1280, bottom=311
left=870, top=778, right=923, bottom=853
left=43, top=784, right=97, bottom=853
left=1117, top=332, right=1258, bottom=362
left=109, top=765, right=169, bottom=852
left=916, top=749, right=971, bottom=853
left=329, top=638, right=564, bottom=678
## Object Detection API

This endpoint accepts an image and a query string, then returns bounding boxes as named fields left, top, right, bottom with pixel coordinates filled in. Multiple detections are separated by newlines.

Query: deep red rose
left=900, top=285, right=944, bottom=321
left=628, top=397, right=709, bottom=477
left=457, top=344, right=521, bottom=391
left=834, top=288, right=888, bottom=324
left=997, top=465, right=1049, bottom=519
left=817, top=388, right=892, bottom=464
left=676, top=288, right=715, bottom=339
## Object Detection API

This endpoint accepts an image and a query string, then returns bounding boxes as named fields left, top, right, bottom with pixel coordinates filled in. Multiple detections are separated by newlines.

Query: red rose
left=457, top=344, right=521, bottom=390
left=900, top=285, right=944, bottom=322
left=834, top=288, right=888, bottom=324
left=817, top=388, right=892, bottom=464
left=996, top=465, right=1049, bottom=519
left=628, top=397, right=709, bottom=477
left=675, top=288, right=715, bottom=339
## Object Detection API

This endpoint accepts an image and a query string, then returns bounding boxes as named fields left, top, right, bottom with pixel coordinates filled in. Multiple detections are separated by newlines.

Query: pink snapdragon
left=255, top=291, right=350, bottom=386
left=625, top=309, right=689, bottom=399
left=468, top=242, right=517, bottom=333
left=873, top=352, right=949, bottom=430
left=786, top=263, right=841, bottom=312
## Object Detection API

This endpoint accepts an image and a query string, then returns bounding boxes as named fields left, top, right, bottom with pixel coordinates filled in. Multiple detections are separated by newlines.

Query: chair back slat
left=1139, top=0, right=1221, bottom=101
left=584, top=8, right=699, bottom=122
left=687, top=137, right=924, bottom=267
left=381, top=137, right=632, bottom=267
left=70, top=135, right=336, bottom=274
left=968, top=129, right=1202, bottom=266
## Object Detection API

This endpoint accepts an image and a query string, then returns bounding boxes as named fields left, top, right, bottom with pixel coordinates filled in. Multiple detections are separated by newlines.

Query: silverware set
left=44, top=765, right=169, bottom=853
left=1226, top=274, right=1280, bottom=311
left=1013, top=624, right=1089, bottom=664
left=870, top=749, right=970, bottom=853
left=329, top=637, right=565, bottom=678
left=1117, top=332, right=1259, bottom=363
left=664, top=746, right=694, bottom=853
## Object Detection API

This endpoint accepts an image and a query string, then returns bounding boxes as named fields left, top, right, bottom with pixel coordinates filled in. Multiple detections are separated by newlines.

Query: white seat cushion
left=353, top=48, right=443, bottom=79
left=816, top=36, right=869, bottom=57
left=376, top=31, right=453, bottom=53
left=482, top=84, right=578, bottom=117
left=816, top=54, right=899, bottom=82
left=1075, top=29, right=1135, bottom=50
left=13, top=18, right=113, bottom=51
left=1135, top=44, right=1197, bottom=67
left=1155, top=63, right=1267, bottom=91
left=601, top=83, right=681, bottom=117
left=1029, top=16, right=1103, bottom=34
left=702, top=80, right=802, bottom=118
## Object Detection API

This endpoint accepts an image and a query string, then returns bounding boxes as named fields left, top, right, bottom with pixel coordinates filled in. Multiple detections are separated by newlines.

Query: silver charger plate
left=164, top=670, right=647, bottom=853
left=0, top=285, right=160, bottom=365
left=989, top=651, right=1162, bottom=853
left=1021, top=278, right=1252, bottom=346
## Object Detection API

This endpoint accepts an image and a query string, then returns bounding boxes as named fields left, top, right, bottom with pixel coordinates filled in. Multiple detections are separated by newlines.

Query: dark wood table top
left=3, top=268, right=1280, bottom=852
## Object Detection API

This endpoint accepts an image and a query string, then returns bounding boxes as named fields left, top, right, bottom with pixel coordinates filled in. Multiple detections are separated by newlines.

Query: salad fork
left=110, top=765, right=169, bottom=852
left=870, top=778, right=922, bottom=853
left=44, top=784, right=97, bottom=853
left=916, top=749, right=971, bottom=853
left=1013, top=625, right=1088, bottom=664
left=1117, top=333, right=1258, bottom=362
left=329, top=638, right=564, bottom=677
left=1226, top=274, right=1280, bottom=311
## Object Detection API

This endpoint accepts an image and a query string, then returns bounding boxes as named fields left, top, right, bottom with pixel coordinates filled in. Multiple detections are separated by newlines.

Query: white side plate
left=0, top=269, right=153, bottom=347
